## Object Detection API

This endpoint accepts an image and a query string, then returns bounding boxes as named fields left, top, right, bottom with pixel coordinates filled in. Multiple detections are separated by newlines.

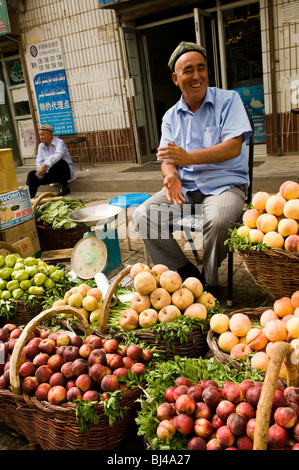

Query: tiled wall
left=260, top=0, right=299, bottom=154
left=18, top=0, right=136, bottom=163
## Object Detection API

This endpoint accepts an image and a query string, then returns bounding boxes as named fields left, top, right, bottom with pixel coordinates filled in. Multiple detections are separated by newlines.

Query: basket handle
left=32, top=192, right=56, bottom=214
left=10, top=305, right=92, bottom=395
left=99, top=265, right=132, bottom=334
left=253, top=342, right=298, bottom=450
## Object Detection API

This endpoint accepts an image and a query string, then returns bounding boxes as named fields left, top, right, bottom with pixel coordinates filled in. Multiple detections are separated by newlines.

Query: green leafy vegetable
left=36, top=198, right=85, bottom=230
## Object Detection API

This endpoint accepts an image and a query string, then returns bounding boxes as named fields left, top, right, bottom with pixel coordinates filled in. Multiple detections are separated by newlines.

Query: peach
left=273, top=297, right=295, bottom=317
left=158, top=305, right=181, bottom=323
left=242, top=208, right=261, bottom=228
left=171, top=287, right=194, bottom=310
left=247, top=229, right=264, bottom=243
left=252, top=191, right=270, bottom=211
left=229, top=313, right=252, bottom=337
left=294, top=307, right=299, bottom=317
left=149, top=288, right=171, bottom=310
left=291, top=291, right=299, bottom=309
left=134, top=271, right=157, bottom=295
left=256, top=213, right=278, bottom=233
left=263, top=319, right=288, bottom=342
left=150, top=264, right=169, bottom=285
left=210, top=313, right=230, bottom=334
left=130, top=262, right=151, bottom=280
left=119, top=308, right=139, bottom=330
left=283, top=199, right=299, bottom=219
left=87, top=287, right=102, bottom=301
left=246, top=328, right=268, bottom=350
left=265, top=194, right=286, bottom=216
left=82, top=295, right=98, bottom=312
left=262, top=231, right=284, bottom=249
left=159, top=270, right=182, bottom=293
left=260, top=309, right=279, bottom=327
left=184, top=303, right=207, bottom=320
left=250, top=351, right=270, bottom=371
left=286, top=317, right=299, bottom=339
left=230, top=343, right=252, bottom=361
left=76, top=283, right=91, bottom=297
left=196, top=292, right=216, bottom=309
left=68, top=293, right=84, bottom=309
left=139, top=308, right=158, bottom=328
left=237, top=225, right=250, bottom=237
left=285, top=234, right=299, bottom=252
left=130, top=292, right=151, bottom=313
left=218, top=331, right=239, bottom=353
left=278, top=218, right=299, bottom=237
left=181, top=277, right=203, bottom=298
left=280, top=180, right=299, bottom=200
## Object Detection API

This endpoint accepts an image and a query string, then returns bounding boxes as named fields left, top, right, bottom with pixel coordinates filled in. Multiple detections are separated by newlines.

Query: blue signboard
left=33, top=69, right=75, bottom=135
left=28, top=40, right=75, bottom=135
left=234, top=85, right=266, bottom=144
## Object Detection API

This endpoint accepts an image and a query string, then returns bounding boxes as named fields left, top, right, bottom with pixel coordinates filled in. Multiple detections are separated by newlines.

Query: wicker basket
left=236, top=247, right=299, bottom=299
left=97, top=266, right=209, bottom=360
left=207, top=307, right=267, bottom=370
left=0, top=305, right=144, bottom=450
left=33, top=192, right=87, bottom=251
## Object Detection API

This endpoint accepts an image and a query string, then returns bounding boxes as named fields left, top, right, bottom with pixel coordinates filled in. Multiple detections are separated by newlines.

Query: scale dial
left=71, top=236, right=108, bottom=279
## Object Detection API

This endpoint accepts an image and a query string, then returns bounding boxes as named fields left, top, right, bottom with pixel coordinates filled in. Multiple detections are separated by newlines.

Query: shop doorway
left=121, top=1, right=264, bottom=162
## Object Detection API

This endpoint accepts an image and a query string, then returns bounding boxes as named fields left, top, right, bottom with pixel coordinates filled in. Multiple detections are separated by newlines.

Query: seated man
left=132, top=41, right=252, bottom=294
left=26, top=124, right=76, bottom=198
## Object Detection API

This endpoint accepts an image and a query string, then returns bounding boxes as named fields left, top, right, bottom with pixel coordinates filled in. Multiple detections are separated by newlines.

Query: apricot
left=280, top=180, right=299, bottom=200
left=260, top=309, right=279, bottom=327
left=290, top=291, right=299, bottom=310
left=286, top=317, right=299, bottom=339
left=247, top=229, right=264, bottom=243
left=229, top=313, right=251, bottom=337
left=263, top=319, right=288, bottom=342
left=273, top=297, right=295, bottom=318
left=252, top=191, right=270, bottom=211
left=230, top=343, right=252, bottom=361
left=285, top=234, right=299, bottom=252
left=283, top=199, right=299, bottom=219
left=256, top=213, right=278, bottom=233
left=218, top=331, right=239, bottom=354
left=278, top=218, right=299, bottom=237
left=265, top=194, right=286, bottom=216
left=209, top=313, right=230, bottom=334
left=262, top=231, right=284, bottom=249
left=251, top=351, right=269, bottom=371
left=237, top=225, right=250, bottom=238
left=246, top=328, right=268, bottom=350
left=242, top=209, right=261, bottom=228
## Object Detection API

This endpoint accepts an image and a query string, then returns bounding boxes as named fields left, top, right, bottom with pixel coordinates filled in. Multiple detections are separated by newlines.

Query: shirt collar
left=177, top=87, right=214, bottom=113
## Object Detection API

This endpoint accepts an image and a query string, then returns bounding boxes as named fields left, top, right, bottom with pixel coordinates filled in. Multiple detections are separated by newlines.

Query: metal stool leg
left=125, top=208, right=132, bottom=250
left=227, top=250, right=233, bottom=307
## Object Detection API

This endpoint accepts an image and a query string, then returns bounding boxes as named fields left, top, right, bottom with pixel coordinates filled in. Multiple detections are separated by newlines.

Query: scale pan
left=69, top=204, right=121, bottom=227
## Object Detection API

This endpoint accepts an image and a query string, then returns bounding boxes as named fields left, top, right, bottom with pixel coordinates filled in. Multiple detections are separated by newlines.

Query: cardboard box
left=0, top=186, right=34, bottom=230
left=0, top=219, right=41, bottom=257
left=0, top=237, right=35, bottom=258
left=0, top=149, right=19, bottom=194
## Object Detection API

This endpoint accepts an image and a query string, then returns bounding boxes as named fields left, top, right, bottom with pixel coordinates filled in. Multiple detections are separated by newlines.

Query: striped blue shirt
left=159, top=87, right=252, bottom=198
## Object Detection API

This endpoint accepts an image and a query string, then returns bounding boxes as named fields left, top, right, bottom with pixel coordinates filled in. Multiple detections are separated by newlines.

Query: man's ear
left=172, top=72, right=179, bottom=87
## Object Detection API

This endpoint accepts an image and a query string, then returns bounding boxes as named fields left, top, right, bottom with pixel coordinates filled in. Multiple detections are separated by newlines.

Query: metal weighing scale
left=68, top=204, right=122, bottom=280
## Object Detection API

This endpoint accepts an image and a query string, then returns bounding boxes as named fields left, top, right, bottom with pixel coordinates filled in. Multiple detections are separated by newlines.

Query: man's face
left=39, top=130, right=53, bottom=145
left=172, top=51, right=208, bottom=112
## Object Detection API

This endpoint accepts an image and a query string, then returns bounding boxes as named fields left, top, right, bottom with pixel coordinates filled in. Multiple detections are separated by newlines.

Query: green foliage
left=0, top=298, right=16, bottom=319
left=36, top=198, right=85, bottom=230
left=225, top=227, right=269, bottom=252
left=136, top=356, right=264, bottom=450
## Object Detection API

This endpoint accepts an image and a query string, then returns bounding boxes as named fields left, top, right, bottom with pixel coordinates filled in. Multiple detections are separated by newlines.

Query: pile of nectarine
left=118, top=263, right=216, bottom=330
left=155, top=375, right=299, bottom=449
left=52, top=283, right=103, bottom=325
left=210, top=290, right=299, bottom=377
left=0, top=323, right=152, bottom=404
left=238, top=180, right=299, bottom=251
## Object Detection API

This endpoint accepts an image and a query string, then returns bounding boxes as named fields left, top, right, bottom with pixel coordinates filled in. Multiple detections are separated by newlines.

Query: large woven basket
left=98, top=266, right=209, bottom=360
left=33, top=192, right=87, bottom=251
left=236, top=247, right=299, bottom=300
left=207, top=307, right=267, bottom=370
left=0, top=305, right=143, bottom=450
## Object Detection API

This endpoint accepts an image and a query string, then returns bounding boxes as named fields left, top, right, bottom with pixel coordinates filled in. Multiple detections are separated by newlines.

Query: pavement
left=0, top=152, right=298, bottom=450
